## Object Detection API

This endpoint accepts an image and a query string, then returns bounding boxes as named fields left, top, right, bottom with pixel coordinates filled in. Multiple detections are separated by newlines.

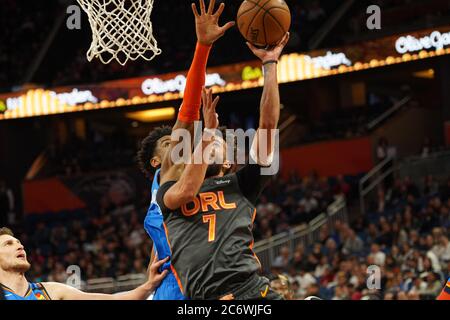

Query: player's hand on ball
left=145, top=256, right=169, bottom=291
left=246, top=32, right=290, bottom=63
left=201, top=87, right=220, bottom=129
left=192, top=0, right=235, bottom=46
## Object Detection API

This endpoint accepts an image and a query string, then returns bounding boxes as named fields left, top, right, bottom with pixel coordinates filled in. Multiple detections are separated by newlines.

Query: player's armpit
left=236, top=164, right=272, bottom=206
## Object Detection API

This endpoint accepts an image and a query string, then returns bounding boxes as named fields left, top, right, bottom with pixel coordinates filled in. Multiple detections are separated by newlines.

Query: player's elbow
left=177, top=183, right=198, bottom=203
left=165, top=186, right=197, bottom=210
left=179, top=191, right=197, bottom=204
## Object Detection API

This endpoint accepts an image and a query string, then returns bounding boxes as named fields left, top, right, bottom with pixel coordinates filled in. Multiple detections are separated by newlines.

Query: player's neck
left=0, top=269, right=28, bottom=295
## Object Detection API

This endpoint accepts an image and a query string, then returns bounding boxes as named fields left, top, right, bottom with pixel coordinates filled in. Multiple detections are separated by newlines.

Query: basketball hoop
left=77, top=0, right=161, bottom=66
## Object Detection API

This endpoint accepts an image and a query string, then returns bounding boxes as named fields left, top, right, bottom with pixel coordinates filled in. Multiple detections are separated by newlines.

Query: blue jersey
left=144, top=169, right=185, bottom=300
left=1, top=282, right=51, bottom=300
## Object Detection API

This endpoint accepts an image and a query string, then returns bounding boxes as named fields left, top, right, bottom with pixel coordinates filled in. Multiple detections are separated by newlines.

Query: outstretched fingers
left=213, top=2, right=225, bottom=17
left=201, top=87, right=208, bottom=110
left=207, top=88, right=214, bottom=110
left=277, top=32, right=290, bottom=48
left=191, top=3, right=200, bottom=18
left=199, top=0, right=206, bottom=15
left=220, top=21, right=236, bottom=34
left=207, top=0, right=216, bottom=15
left=211, top=95, right=220, bottom=111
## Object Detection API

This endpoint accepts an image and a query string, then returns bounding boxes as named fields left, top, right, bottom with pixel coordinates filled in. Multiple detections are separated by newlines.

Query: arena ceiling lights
left=125, top=107, right=176, bottom=123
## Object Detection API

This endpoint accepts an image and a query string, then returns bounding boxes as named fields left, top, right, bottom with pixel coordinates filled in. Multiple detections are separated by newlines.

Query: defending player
left=155, top=33, right=290, bottom=300
left=0, top=227, right=167, bottom=300
left=137, top=0, right=234, bottom=300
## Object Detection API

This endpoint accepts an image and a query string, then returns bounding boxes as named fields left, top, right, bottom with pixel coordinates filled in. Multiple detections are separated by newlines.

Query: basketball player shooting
left=137, top=0, right=234, bottom=300
left=0, top=228, right=167, bottom=300
left=155, top=33, right=290, bottom=300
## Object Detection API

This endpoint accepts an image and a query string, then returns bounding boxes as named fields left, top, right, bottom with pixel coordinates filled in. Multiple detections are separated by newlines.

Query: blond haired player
left=0, top=227, right=167, bottom=300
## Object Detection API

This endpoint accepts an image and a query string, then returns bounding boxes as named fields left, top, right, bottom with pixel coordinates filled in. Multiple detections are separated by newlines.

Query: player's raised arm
left=42, top=256, right=169, bottom=300
left=158, top=88, right=220, bottom=210
left=246, top=33, right=289, bottom=166
left=161, top=0, right=234, bottom=177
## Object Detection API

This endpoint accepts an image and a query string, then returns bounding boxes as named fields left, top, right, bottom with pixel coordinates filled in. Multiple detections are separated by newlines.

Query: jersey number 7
left=202, top=214, right=216, bottom=242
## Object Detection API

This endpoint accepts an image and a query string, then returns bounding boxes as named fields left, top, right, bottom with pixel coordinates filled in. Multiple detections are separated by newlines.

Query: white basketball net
left=77, top=0, right=161, bottom=66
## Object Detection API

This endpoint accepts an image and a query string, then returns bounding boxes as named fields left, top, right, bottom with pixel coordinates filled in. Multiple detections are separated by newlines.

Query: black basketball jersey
left=156, top=164, right=271, bottom=299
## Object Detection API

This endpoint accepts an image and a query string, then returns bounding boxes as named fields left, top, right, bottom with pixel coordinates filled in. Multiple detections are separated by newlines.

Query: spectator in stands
left=432, top=235, right=450, bottom=267
left=369, top=243, right=386, bottom=266
left=420, top=272, right=443, bottom=298
left=299, top=191, right=319, bottom=215
left=420, top=137, right=433, bottom=158
left=424, top=175, right=439, bottom=196
left=294, top=268, right=317, bottom=297
left=376, top=137, right=389, bottom=163
left=342, top=229, right=364, bottom=256
left=374, top=187, right=387, bottom=213
left=334, top=175, right=351, bottom=198
left=273, top=246, right=291, bottom=271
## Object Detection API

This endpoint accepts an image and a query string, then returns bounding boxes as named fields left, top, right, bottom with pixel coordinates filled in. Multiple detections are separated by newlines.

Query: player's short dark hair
left=0, top=227, right=14, bottom=237
left=137, top=126, right=172, bottom=178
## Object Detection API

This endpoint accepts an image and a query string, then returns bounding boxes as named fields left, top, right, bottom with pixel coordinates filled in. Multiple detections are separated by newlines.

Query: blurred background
left=1, top=0, right=450, bottom=300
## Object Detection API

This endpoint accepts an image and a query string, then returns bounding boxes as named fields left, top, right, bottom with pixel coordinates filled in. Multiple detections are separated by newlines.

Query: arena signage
left=395, top=30, right=450, bottom=54
left=141, top=73, right=226, bottom=95
left=242, top=66, right=263, bottom=81
left=1, top=25, right=450, bottom=120
left=1, top=89, right=98, bottom=118
left=5, top=89, right=98, bottom=111
left=0, top=100, right=6, bottom=113
left=304, top=51, right=352, bottom=70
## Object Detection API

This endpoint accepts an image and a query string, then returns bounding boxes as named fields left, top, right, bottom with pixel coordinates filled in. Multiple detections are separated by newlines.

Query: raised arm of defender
left=246, top=33, right=290, bottom=166
left=160, top=88, right=220, bottom=210
left=160, top=0, right=234, bottom=184
left=41, top=256, right=169, bottom=300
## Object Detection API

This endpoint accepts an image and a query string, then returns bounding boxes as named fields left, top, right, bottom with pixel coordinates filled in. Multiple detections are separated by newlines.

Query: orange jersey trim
left=249, top=209, right=262, bottom=269
left=162, top=222, right=185, bottom=295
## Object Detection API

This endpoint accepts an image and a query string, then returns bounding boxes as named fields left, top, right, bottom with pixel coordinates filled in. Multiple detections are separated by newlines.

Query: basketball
left=237, top=0, right=291, bottom=47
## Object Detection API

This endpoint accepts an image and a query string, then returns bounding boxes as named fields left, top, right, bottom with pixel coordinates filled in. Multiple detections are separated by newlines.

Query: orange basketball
left=237, top=0, right=291, bottom=47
